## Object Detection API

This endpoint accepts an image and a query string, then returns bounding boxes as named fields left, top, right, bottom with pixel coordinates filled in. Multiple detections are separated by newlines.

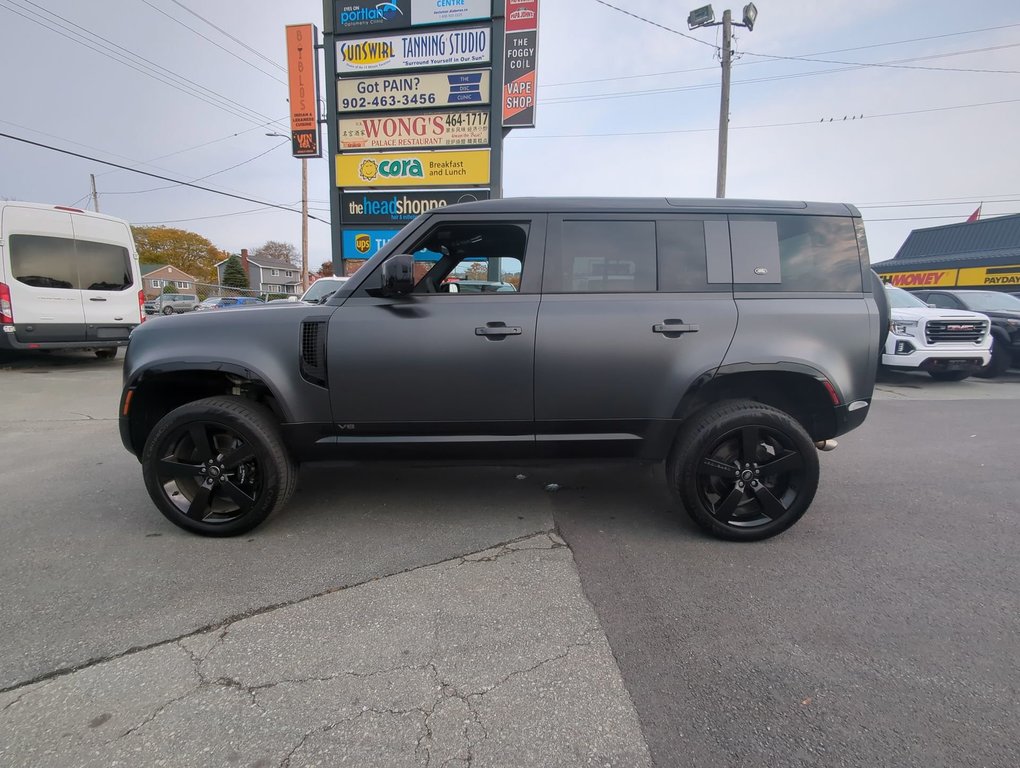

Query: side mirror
left=378, top=254, right=415, bottom=297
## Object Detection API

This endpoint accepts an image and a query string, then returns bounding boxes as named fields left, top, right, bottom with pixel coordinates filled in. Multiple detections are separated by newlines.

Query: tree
left=315, top=261, right=333, bottom=278
left=132, top=226, right=226, bottom=282
left=251, top=240, right=298, bottom=266
left=162, top=283, right=177, bottom=294
left=222, top=254, right=250, bottom=289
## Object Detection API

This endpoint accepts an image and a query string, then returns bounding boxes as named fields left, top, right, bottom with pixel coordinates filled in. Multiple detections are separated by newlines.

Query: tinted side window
left=9, top=235, right=78, bottom=289
left=548, top=220, right=656, bottom=293
left=657, top=218, right=730, bottom=292
left=926, top=293, right=960, bottom=309
left=730, top=215, right=863, bottom=292
left=76, top=240, right=132, bottom=291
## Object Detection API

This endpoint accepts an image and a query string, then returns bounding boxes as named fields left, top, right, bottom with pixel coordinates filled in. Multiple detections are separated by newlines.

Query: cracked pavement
left=0, top=533, right=651, bottom=767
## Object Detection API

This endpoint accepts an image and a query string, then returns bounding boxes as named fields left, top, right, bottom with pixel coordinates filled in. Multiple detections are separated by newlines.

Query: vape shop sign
left=502, top=0, right=539, bottom=127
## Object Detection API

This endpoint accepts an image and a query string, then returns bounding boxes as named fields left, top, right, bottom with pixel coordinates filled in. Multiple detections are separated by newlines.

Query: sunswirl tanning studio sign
left=337, top=26, right=490, bottom=74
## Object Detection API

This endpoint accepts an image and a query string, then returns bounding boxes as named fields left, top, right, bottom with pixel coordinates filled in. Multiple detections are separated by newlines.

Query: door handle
left=653, top=321, right=699, bottom=334
left=475, top=323, right=522, bottom=338
left=89, top=297, right=108, bottom=302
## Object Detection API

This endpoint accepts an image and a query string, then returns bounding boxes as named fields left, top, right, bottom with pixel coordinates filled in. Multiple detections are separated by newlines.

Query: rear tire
left=162, top=306, right=175, bottom=315
left=141, top=396, right=296, bottom=536
left=668, top=400, right=819, bottom=541
left=974, top=337, right=1010, bottom=379
left=928, top=370, right=969, bottom=382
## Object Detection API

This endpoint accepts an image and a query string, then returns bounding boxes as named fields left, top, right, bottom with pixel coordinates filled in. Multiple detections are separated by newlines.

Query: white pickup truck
left=883, top=285, right=992, bottom=380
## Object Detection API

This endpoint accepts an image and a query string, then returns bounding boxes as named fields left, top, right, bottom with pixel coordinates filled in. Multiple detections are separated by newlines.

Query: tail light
left=138, top=289, right=146, bottom=323
left=0, top=282, right=13, bottom=324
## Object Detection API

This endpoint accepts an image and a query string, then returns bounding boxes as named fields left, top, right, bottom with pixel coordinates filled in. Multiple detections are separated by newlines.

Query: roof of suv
left=438, top=197, right=860, bottom=217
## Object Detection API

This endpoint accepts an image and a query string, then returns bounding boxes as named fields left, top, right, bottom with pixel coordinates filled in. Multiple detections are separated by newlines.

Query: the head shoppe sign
left=342, top=189, right=491, bottom=225
left=334, top=0, right=491, bottom=33
left=337, top=149, right=490, bottom=187
left=338, top=69, right=489, bottom=113
left=337, top=26, right=490, bottom=74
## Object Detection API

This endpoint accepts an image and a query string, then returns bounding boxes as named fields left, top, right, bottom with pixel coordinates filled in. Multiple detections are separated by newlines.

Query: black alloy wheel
left=141, top=396, right=296, bottom=536
left=669, top=400, right=820, bottom=541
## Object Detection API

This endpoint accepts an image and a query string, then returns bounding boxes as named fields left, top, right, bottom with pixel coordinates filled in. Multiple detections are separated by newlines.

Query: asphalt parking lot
left=1, top=349, right=1018, bottom=767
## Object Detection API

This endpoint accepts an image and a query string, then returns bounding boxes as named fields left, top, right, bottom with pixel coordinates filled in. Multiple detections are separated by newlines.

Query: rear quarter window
left=729, top=215, right=863, bottom=292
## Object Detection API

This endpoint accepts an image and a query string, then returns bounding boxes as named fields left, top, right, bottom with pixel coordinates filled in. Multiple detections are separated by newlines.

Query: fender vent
left=300, top=319, right=328, bottom=387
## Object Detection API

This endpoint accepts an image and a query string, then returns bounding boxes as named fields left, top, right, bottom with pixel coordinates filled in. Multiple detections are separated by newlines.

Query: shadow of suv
left=119, top=198, right=882, bottom=541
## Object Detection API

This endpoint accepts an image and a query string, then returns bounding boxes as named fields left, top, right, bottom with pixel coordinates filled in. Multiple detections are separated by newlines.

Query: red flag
left=966, top=204, right=982, bottom=223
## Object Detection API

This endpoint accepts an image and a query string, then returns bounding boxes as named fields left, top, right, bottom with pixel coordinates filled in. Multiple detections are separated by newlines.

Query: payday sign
left=337, top=149, right=490, bottom=187
left=337, top=26, right=490, bottom=74
left=341, top=189, right=491, bottom=225
left=340, top=110, right=489, bottom=150
left=338, top=69, right=489, bottom=113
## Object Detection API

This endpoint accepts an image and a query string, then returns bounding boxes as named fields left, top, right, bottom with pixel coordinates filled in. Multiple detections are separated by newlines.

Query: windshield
left=885, top=285, right=928, bottom=309
left=302, top=279, right=346, bottom=303
left=957, top=291, right=1020, bottom=312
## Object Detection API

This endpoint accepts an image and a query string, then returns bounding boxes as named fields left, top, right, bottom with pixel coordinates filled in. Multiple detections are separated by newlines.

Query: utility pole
left=266, top=133, right=310, bottom=292
left=90, top=173, right=99, bottom=213
left=688, top=3, right=757, bottom=199
left=716, top=9, right=732, bottom=199
left=300, top=157, right=308, bottom=291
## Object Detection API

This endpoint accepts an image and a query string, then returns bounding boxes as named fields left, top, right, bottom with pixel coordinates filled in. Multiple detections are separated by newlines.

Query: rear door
left=534, top=214, right=738, bottom=455
left=70, top=214, right=140, bottom=341
left=2, top=205, right=86, bottom=341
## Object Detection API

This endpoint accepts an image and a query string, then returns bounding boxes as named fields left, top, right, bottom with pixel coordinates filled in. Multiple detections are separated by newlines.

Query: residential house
left=140, top=264, right=197, bottom=299
left=214, top=249, right=302, bottom=296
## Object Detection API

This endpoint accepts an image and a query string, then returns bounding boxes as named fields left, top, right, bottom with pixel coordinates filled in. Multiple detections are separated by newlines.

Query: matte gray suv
left=120, top=198, right=883, bottom=540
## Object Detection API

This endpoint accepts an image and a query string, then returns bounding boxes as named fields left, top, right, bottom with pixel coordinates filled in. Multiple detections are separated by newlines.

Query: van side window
left=549, top=220, right=657, bottom=293
left=76, top=240, right=133, bottom=291
left=730, top=215, right=863, bottom=292
left=9, top=235, right=78, bottom=289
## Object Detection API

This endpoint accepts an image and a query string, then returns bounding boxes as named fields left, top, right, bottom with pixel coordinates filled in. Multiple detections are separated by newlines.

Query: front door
left=325, top=214, right=545, bottom=455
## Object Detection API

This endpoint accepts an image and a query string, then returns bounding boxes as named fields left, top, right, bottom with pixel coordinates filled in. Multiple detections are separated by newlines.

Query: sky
left=1, top=0, right=1019, bottom=269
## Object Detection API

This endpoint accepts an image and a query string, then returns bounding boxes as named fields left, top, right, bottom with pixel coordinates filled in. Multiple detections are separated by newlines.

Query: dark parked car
left=193, top=296, right=264, bottom=311
left=909, top=289, right=1020, bottom=377
left=119, top=198, right=883, bottom=541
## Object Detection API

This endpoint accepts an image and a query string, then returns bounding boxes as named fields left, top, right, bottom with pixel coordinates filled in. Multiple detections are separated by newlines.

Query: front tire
left=974, top=337, right=1010, bottom=379
left=141, top=396, right=296, bottom=536
left=668, top=400, right=820, bottom=541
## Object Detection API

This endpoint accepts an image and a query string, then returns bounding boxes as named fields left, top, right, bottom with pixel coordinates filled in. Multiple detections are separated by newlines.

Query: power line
left=134, top=206, right=282, bottom=225
left=140, top=0, right=287, bottom=85
left=859, top=192, right=1020, bottom=206
left=102, top=141, right=289, bottom=195
left=542, top=22, right=1020, bottom=88
left=865, top=213, right=1017, bottom=222
left=591, top=0, right=716, bottom=49
left=166, top=0, right=288, bottom=73
left=740, top=47, right=1020, bottom=75
left=539, top=44, right=1020, bottom=106
left=0, top=131, right=328, bottom=224
left=0, top=0, right=287, bottom=130
left=508, top=98, right=1020, bottom=139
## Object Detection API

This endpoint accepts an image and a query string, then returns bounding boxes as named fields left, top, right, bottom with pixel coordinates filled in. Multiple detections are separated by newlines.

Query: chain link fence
left=192, top=282, right=293, bottom=302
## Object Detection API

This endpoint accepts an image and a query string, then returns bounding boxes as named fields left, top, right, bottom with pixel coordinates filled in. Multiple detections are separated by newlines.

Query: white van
left=0, top=202, right=144, bottom=358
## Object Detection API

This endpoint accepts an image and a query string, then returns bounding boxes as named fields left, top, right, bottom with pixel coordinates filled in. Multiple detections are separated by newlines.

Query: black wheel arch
left=673, top=364, right=843, bottom=445
left=123, top=364, right=291, bottom=457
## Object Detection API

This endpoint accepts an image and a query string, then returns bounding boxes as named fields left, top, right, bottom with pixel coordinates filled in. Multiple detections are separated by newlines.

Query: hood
left=889, top=307, right=989, bottom=323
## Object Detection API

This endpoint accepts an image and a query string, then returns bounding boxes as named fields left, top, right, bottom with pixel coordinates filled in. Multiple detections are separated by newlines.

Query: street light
left=266, top=132, right=309, bottom=293
left=688, top=3, right=758, bottom=198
